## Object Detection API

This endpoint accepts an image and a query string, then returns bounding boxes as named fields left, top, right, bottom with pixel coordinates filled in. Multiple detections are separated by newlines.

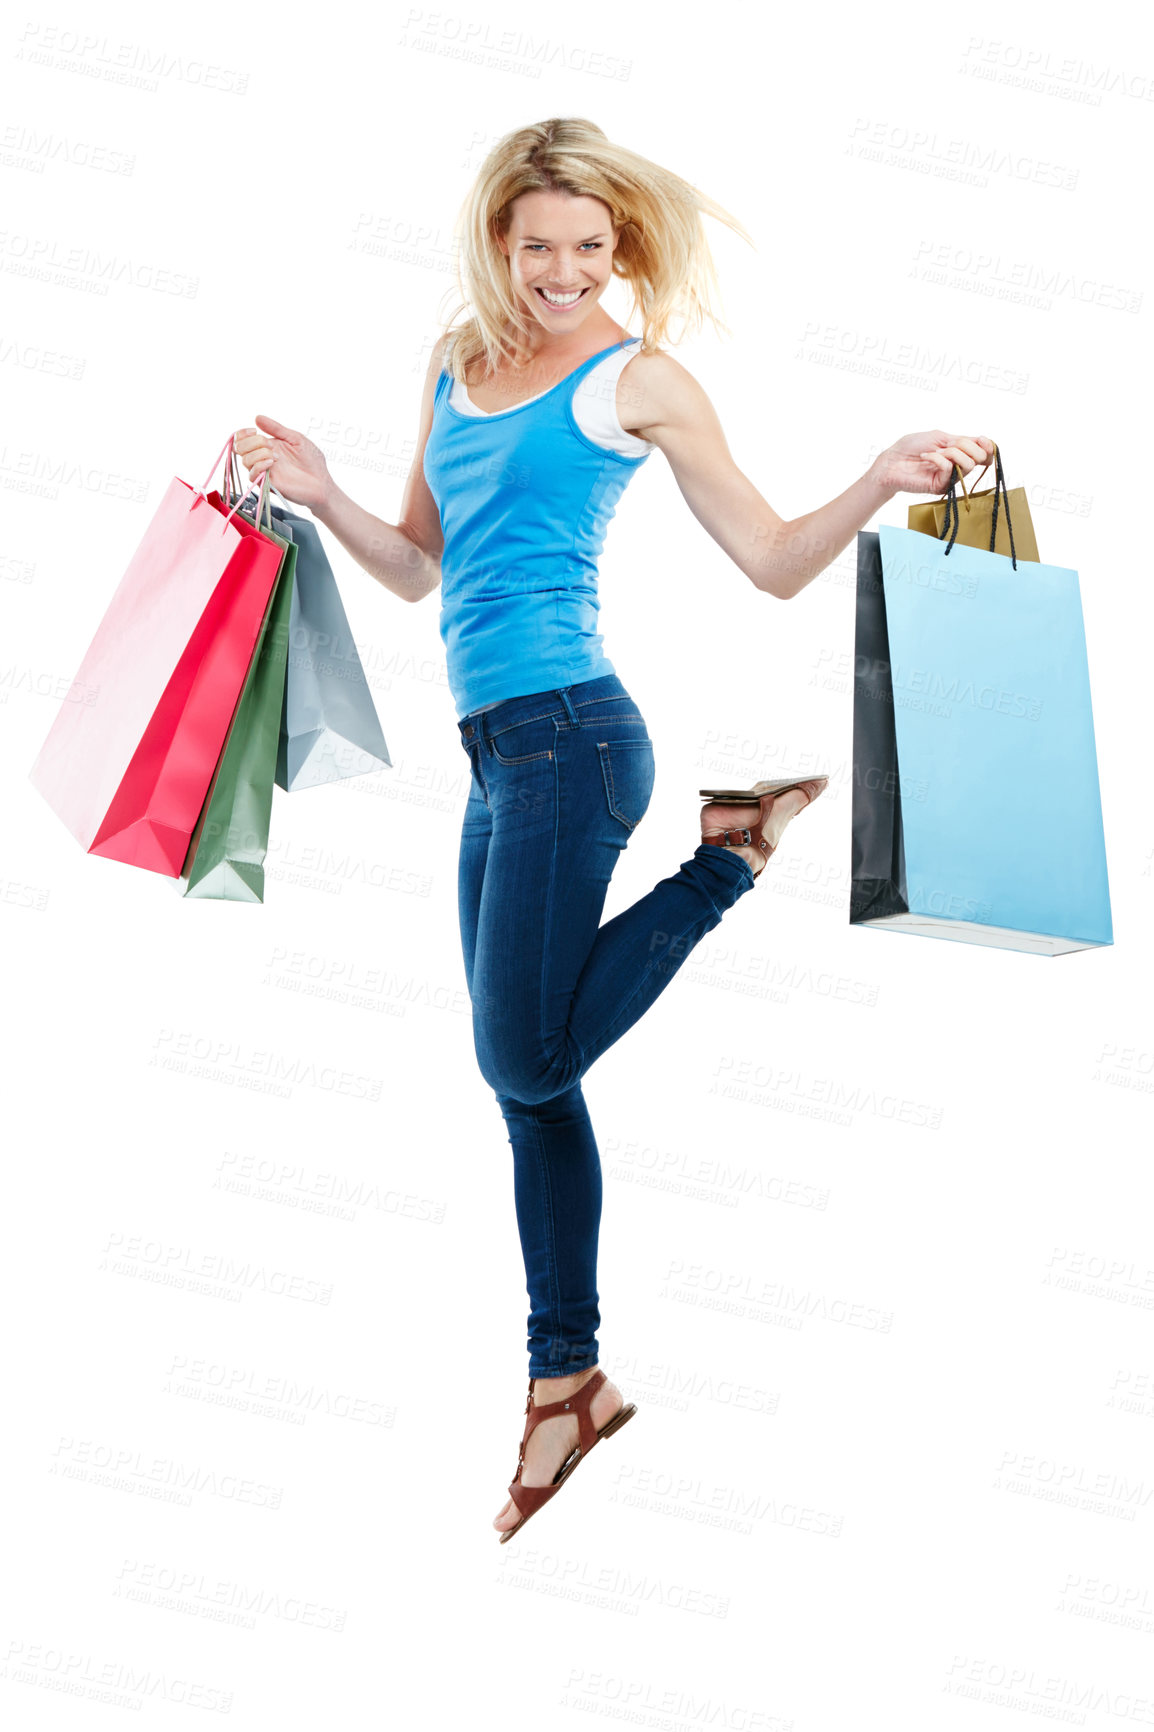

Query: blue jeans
left=456, top=673, right=756, bottom=1377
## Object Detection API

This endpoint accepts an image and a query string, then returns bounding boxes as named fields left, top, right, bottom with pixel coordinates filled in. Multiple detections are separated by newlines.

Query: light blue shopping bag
left=850, top=525, right=1112, bottom=957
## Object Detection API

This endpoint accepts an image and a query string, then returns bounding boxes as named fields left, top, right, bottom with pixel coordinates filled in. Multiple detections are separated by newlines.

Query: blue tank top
left=422, top=337, right=652, bottom=719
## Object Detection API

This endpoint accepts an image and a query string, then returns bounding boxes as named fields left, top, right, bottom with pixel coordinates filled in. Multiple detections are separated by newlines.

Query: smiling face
left=497, top=189, right=620, bottom=335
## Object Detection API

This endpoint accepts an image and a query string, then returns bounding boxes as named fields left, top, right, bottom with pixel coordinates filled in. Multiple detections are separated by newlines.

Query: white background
left=2, top=1, right=1151, bottom=1726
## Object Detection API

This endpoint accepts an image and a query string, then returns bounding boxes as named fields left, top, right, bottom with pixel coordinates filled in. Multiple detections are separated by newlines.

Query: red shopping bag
left=29, top=438, right=285, bottom=876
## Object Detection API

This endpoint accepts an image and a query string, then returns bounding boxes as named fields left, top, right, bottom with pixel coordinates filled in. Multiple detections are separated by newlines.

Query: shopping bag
left=269, top=502, right=391, bottom=789
left=850, top=526, right=1112, bottom=956
left=908, top=440, right=1040, bottom=564
left=179, top=499, right=297, bottom=902
left=29, top=438, right=283, bottom=876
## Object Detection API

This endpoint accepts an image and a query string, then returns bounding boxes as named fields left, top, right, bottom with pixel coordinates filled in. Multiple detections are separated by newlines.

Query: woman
left=234, top=117, right=992, bottom=1542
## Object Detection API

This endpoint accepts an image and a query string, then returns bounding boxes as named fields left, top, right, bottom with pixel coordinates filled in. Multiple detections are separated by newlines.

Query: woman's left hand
left=871, top=431, right=996, bottom=497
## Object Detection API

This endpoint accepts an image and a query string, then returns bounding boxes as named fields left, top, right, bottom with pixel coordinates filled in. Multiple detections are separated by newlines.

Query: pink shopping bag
left=29, top=438, right=285, bottom=876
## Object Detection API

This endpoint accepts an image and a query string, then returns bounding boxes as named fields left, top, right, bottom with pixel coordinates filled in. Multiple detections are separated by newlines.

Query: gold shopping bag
left=908, top=441, right=1039, bottom=567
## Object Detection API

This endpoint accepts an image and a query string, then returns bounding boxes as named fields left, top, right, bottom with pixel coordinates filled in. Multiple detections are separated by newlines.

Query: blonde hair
left=437, top=117, right=753, bottom=383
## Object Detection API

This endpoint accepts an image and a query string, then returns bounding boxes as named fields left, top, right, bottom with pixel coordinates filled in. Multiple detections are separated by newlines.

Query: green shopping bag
left=178, top=493, right=297, bottom=902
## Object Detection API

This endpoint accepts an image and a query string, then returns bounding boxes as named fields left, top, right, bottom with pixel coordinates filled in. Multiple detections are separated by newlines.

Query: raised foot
left=494, top=1366, right=626, bottom=1534
left=700, top=782, right=821, bottom=877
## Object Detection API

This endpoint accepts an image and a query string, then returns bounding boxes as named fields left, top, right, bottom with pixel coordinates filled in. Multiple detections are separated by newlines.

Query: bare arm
left=312, top=339, right=445, bottom=604
left=236, top=337, right=447, bottom=605
left=624, top=353, right=994, bottom=600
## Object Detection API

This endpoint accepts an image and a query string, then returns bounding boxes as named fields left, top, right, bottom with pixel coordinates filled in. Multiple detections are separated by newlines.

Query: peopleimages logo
left=853, top=763, right=929, bottom=803
left=959, top=37, right=1154, bottom=105
left=149, top=1029, right=383, bottom=1102
left=873, top=549, right=981, bottom=598
left=15, top=23, right=250, bottom=94
left=848, top=117, right=1078, bottom=189
left=848, top=652, right=1043, bottom=720
left=909, top=886, right=993, bottom=921
left=890, top=664, right=1042, bottom=718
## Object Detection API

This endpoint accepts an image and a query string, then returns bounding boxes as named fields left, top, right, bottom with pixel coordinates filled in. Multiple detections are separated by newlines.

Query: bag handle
left=222, top=463, right=272, bottom=535
left=222, top=444, right=278, bottom=533
left=190, top=432, right=234, bottom=502
left=224, top=443, right=293, bottom=521
left=938, top=439, right=1020, bottom=571
left=187, top=433, right=273, bottom=535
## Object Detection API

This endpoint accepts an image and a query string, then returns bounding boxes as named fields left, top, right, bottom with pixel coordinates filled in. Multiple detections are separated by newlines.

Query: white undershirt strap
left=449, top=339, right=654, bottom=457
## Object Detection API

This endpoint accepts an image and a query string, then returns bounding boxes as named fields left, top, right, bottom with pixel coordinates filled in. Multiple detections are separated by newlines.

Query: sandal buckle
left=724, top=827, right=752, bottom=847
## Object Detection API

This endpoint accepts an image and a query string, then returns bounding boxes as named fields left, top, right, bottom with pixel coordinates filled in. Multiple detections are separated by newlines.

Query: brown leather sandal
left=499, top=1368, right=637, bottom=1545
left=699, top=775, right=829, bottom=876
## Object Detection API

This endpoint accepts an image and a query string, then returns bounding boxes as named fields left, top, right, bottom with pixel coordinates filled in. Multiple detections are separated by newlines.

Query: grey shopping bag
left=269, top=502, right=391, bottom=790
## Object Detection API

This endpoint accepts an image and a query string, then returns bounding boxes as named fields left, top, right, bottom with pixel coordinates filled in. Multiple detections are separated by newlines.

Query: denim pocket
left=487, top=714, right=556, bottom=766
left=596, top=735, right=655, bottom=831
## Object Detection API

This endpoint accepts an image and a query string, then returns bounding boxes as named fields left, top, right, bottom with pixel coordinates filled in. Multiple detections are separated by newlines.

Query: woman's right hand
left=233, top=415, right=333, bottom=511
